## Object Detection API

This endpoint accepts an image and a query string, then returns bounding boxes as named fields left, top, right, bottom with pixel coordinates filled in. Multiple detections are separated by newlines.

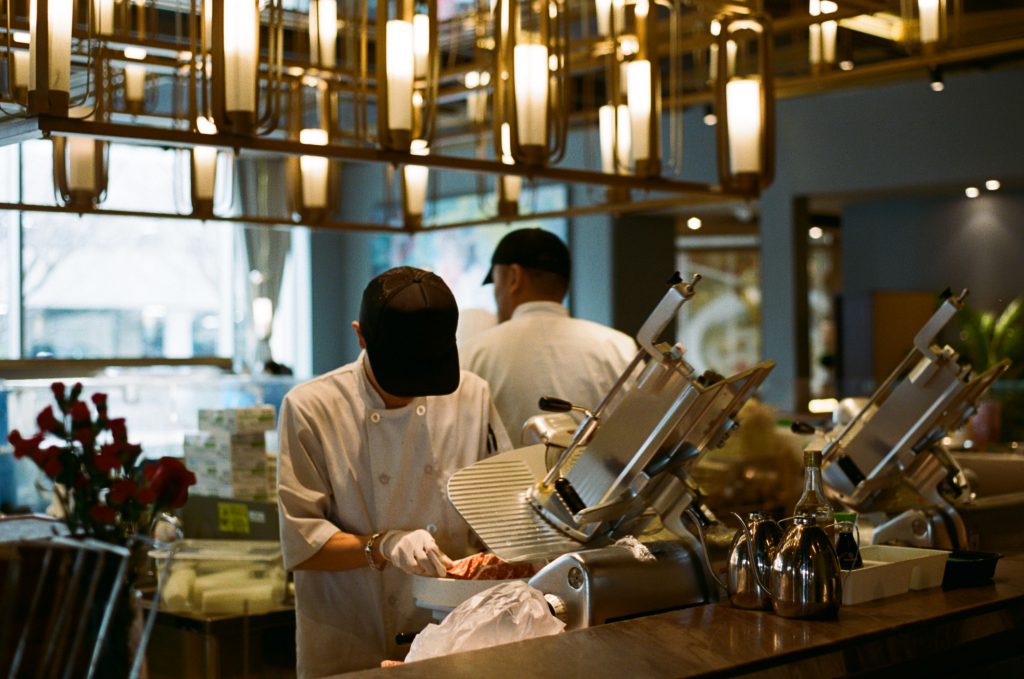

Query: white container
left=149, top=539, right=286, bottom=617
left=841, top=545, right=949, bottom=605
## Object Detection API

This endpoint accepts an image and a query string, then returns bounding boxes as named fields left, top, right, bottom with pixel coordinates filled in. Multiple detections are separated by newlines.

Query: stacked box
left=185, top=406, right=277, bottom=501
left=198, top=406, right=277, bottom=435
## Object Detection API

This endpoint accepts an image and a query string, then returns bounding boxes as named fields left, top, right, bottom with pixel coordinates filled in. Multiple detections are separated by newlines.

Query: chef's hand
left=380, top=529, right=454, bottom=577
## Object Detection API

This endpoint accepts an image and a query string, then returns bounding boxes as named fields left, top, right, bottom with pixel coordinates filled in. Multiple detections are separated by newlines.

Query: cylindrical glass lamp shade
left=124, top=64, right=146, bottom=108
left=93, top=0, right=114, bottom=35
left=595, top=0, right=611, bottom=37
left=67, top=137, right=97, bottom=192
left=599, top=104, right=616, bottom=174
left=626, top=59, right=651, bottom=163
left=309, top=0, right=337, bottom=68
left=413, top=14, right=430, bottom=80
left=28, top=0, right=73, bottom=114
left=386, top=20, right=414, bottom=135
left=726, top=77, right=762, bottom=174
left=513, top=43, right=549, bottom=148
left=403, top=139, right=429, bottom=227
left=918, top=0, right=940, bottom=44
left=299, top=128, right=330, bottom=210
left=192, top=117, right=219, bottom=207
left=12, top=50, right=30, bottom=97
left=222, top=0, right=259, bottom=115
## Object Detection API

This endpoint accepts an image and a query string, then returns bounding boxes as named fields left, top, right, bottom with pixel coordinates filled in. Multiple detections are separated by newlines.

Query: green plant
left=955, top=296, right=1024, bottom=380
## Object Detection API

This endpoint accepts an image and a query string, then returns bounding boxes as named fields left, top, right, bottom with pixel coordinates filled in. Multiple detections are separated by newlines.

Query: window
left=1, top=140, right=310, bottom=374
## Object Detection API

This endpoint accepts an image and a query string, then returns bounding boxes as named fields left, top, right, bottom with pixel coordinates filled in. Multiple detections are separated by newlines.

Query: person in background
left=277, top=266, right=511, bottom=677
left=460, top=228, right=637, bottom=442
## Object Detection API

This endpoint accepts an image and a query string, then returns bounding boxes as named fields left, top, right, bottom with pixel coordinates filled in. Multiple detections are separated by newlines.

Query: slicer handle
left=538, top=396, right=574, bottom=413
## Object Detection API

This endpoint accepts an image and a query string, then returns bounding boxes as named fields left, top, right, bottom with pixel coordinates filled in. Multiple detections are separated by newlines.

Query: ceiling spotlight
left=687, top=216, right=702, bottom=231
left=703, top=104, right=717, bottom=127
left=808, top=226, right=823, bottom=240
left=929, top=67, right=944, bottom=92
left=985, top=179, right=1001, bottom=191
left=965, top=186, right=980, bottom=199
left=838, top=60, right=854, bottom=72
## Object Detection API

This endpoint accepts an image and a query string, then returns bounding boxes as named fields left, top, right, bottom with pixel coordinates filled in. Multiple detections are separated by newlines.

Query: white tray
left=841, top=545, right=949, bottom=606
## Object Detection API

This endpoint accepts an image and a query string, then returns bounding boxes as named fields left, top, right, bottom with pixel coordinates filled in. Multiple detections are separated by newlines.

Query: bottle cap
left=834, top=511, right=857, bottom=523
left=803, top=449, right=823, bottom=467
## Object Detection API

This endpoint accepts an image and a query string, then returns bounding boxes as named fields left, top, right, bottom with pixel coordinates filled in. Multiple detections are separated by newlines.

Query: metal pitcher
left=769, top=515, right=842, bottom=619
left=726, top=512, right=782, bottom=610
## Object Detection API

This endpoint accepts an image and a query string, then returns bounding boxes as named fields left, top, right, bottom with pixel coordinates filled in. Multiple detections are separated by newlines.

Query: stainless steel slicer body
left=447, top=275, right=774, bottom=627
left=815, top=289, right=1010, bottom=549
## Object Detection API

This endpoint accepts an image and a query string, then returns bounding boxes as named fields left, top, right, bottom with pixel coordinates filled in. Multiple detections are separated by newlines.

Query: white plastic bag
left=405, top=580, right=565, bottom=662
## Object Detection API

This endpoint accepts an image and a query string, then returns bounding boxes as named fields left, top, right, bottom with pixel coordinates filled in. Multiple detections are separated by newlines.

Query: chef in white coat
left=277, top=266, right=511, bottom=677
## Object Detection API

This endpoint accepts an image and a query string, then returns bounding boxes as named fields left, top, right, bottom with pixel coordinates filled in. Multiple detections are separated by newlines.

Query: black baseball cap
left=482, top=228, right=571, bottom=285
left=359, top=267, right=460, bottom=397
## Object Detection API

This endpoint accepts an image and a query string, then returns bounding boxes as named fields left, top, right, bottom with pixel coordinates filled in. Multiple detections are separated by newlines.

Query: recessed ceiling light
left=686, top=217, right=702, bottom=231
left=985, top=179, right=1001, bottom=191
left=965, top=187, right=980, bottom=198
left=839, top=60, right=854, bottom=71
left=809, top=226, right=823, bottom=240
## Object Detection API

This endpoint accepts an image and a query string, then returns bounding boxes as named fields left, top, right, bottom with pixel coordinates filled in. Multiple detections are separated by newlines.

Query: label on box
left=217, top=501, right=251, bottom=534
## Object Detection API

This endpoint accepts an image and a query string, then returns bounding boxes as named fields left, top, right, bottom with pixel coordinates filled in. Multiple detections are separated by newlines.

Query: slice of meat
left=446, top=552, right=536, bottom=580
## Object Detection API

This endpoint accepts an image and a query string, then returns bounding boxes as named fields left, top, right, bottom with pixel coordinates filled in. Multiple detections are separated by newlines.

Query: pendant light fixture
left=28, top=0, right=74, bottom=116
left=377, top=0, right=439, bottom=152
left=714, top=15, right=775, bottom=194
left=497, top=123, right=521, bottom=217
left=123, top=47, right=148, bottom=114
left=309, top=0, right=338, bottom=69
left=190, top=116, right=220, bottom=217
left=403, top=139, right=430, bottom=228
left=53, top=108, right=109, bottom=210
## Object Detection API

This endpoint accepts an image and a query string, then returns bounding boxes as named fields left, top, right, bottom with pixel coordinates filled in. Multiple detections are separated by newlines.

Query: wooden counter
left=342, top=556, right=1024, bottom=678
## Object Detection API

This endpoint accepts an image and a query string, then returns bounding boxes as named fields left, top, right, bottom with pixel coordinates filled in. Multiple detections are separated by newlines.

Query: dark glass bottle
left=834, top=511, right=863, bottom=569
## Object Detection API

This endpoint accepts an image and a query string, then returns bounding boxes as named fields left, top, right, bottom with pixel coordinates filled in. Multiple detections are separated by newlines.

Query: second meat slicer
left=813, top=289, right=1010, bottom=549
left=447, top=274, right=775, bottom=629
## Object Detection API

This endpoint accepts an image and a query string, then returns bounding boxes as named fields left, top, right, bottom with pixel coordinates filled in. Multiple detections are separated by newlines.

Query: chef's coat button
left=416, top=405, right=426, bottom=416
left=424, top=464, right=433, bottom=474
left=379, top=473, right=390, bottom=485
left=388, top=595, right=397, bottom=606
left=426, top=524, right=437, bottom=535
left=370, top=412, right=381, bottom=423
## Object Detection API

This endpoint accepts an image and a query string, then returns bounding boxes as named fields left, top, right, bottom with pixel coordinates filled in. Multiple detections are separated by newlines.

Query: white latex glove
left=379, top=529, right=454, bottom=577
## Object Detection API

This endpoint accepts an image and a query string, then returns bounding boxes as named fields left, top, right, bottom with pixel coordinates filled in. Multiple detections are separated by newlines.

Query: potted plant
left=952, top=296, right=1024, bottom=446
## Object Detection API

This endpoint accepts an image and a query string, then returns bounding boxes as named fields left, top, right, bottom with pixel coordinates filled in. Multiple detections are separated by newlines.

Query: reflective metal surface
left=727, top=512, right=782, bottom=610
left=527, top=538, right=710, bottom=631
left=770, top=516, right=842, bottom=619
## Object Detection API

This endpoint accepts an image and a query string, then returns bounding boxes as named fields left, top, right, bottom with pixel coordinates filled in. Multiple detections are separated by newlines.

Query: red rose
left=89, top=505, right=117, bottom=524
left=136, top=487, right=156, bottom=505
left=9, top=431, right=43, bottom=460
left=51, top=382, right=67, bottom=412
left=91, top=393, right=108, bottom=409
left=73, top=426, right=96, bottom=447
left=109, top=479, right=138, bottom=504
left=109, top=418, right=127, bottom=442
left=36, top=406, right=62, bottom=434
left=70, top=401, right=91, bottom=426
left=94, top=445, right=123, bottom=472
left=38, top=447, right=64, bottom=479
left=69, top=382, right=83, bottom=402
left=144, top=457, right=197, bottom=509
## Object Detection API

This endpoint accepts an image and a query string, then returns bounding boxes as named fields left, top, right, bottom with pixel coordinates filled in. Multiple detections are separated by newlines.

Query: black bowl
left=941, top=550, right=1003, bottom=589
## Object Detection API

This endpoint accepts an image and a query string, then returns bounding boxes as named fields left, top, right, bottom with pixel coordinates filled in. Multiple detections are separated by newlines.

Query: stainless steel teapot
left=769, top=515, right=842, bottom=619
left=726, top=512, right=783, bottom=610
left=689, top=508, right=841, bottom=618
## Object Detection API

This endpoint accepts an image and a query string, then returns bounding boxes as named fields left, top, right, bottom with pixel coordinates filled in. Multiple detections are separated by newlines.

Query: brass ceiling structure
left=0, top=0, right=1022, bottom=231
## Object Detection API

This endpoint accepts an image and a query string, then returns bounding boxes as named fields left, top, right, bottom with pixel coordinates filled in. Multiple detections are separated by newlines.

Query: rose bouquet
left=8, top=381, right=197, bottom=545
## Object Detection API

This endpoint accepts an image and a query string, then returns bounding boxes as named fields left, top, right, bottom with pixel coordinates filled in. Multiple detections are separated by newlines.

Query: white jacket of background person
left=277, top=353, right=511, bottom=677
left=460, top=301, right=637, bottom=442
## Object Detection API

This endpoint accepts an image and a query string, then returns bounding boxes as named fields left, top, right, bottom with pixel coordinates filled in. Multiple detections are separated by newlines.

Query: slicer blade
left=448, top=444, right=584, bottom=562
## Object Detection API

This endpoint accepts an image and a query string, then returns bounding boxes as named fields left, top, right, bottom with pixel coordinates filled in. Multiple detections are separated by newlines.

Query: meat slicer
left=447, top=274, right=775, bottom=629
left=813, top=289, right=1010, bottom=549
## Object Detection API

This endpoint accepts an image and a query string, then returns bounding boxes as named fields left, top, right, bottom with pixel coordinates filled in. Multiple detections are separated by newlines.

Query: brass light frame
left=492, top=0, right=569, bottom=167
left=714, top=14, right=775, bottom=195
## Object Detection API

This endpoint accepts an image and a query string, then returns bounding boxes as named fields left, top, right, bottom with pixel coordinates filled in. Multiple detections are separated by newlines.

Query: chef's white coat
left=277, top=353, right=511, bottom=678
left=460, top=301, right=637, bottom=441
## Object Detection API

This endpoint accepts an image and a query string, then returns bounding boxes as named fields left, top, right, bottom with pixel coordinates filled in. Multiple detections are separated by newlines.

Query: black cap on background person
left=359, top=266, right=460, bottom=397
left=482, top=228, right=571, bottom=285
